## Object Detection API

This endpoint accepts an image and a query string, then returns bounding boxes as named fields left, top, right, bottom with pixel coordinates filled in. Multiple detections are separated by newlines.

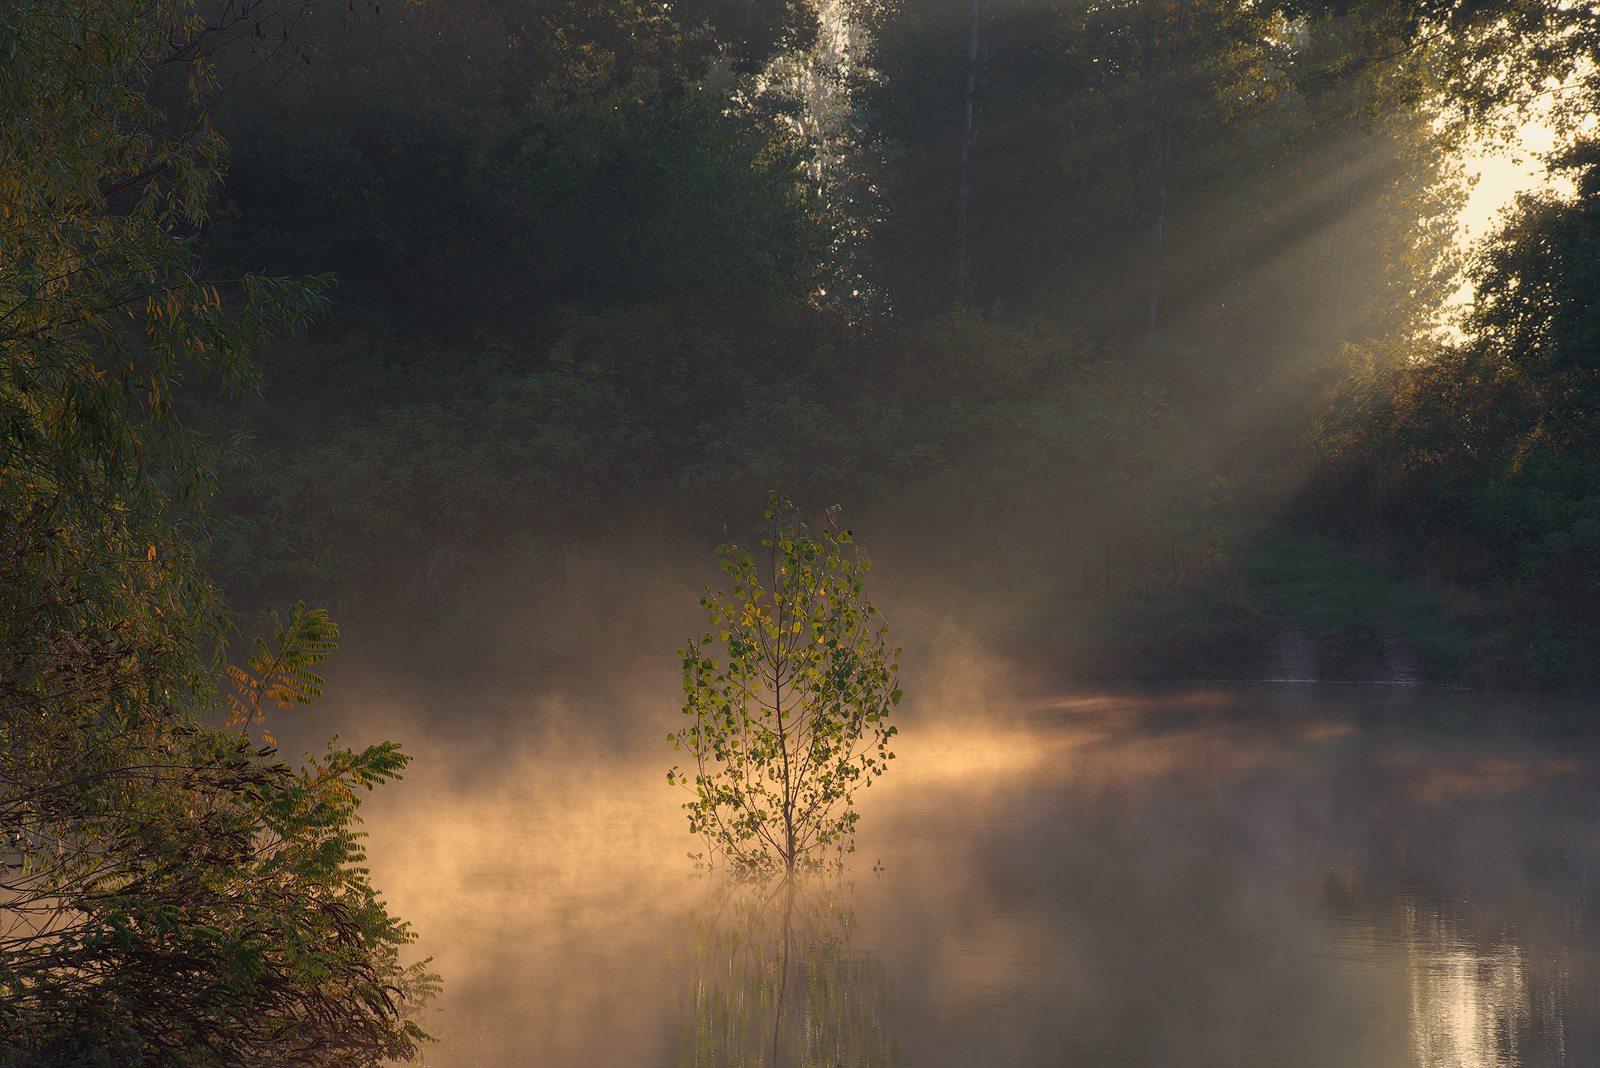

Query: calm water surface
left=334, top=683, right=1600, bottom=1067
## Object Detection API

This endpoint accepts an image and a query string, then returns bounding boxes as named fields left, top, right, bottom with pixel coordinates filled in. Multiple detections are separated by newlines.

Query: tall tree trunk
left=954, top=0, right=985, bottom=305
left=1332, top=86, right=1364, bottom=339
left=1147, top=0, right=1184, bottom=333
left=1333, top=150, right=1351, bottom=332
left=1148, top=116, right=1170, bottom=331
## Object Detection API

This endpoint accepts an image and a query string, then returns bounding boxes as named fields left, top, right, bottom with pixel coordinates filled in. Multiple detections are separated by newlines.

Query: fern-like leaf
left=225, top=602, right=341, bottom=729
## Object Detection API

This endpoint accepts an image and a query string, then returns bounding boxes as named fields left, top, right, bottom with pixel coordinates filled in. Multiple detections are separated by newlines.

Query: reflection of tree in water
left=675, top=879, right=896, bottom=1068
left=1399, top=906, right=1530, bottom=1068
left=1318, top=736, right=1598, bottom=1068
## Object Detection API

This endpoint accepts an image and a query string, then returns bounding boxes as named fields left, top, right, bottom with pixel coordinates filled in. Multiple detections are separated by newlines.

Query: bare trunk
left=1334, top=152, right=1351, bottom=332
left=1147, top=0, right=1183, bottom=333
left=1148, top=121, right=1169, bottom=331
left=1332, top=85, right=1364, bottom=339
left=772, top=535, right=797, bottom=874
left=954, top=0, right=984, bottom=304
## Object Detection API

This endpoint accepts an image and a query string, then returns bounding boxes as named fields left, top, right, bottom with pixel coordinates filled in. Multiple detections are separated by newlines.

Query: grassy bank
left=1049, top=523, right=1484, bottom=684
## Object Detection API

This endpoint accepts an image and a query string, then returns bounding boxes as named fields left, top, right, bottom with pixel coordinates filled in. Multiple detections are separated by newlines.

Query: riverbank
left=1040, top=522, right=1588, bottom=689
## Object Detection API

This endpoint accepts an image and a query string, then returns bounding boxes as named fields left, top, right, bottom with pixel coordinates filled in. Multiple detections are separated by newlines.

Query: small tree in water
left=669, top=495, right=900, bottom=876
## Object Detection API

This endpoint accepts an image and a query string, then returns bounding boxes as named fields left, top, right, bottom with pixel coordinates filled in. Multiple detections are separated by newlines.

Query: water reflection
left=1405, top=907, right=1528, bottom=1068
left=677, top=879, right=895, bottom=1067
left=294, top=679, right=1600, bottom=1067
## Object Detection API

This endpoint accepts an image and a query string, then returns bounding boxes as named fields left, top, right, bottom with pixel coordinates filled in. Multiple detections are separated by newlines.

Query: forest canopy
left=178, top=0, right=1600, bottom=685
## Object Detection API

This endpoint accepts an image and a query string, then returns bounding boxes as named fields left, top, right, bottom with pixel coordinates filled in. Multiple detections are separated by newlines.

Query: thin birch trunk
left=1332, top=86, right=1364, bottom=338
left=1148, top=117, right=1170, bottom=331
left=1147, top=0, right=1184, bottom=333
left=954, top=0, right=985, bottom=304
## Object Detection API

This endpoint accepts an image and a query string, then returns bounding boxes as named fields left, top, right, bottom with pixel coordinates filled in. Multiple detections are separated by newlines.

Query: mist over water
left=270, top=618, right=1600, bottom=1068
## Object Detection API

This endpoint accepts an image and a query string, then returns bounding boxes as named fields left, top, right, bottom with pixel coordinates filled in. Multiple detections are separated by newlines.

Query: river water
left=325, top=681, right=1600, bottom=1067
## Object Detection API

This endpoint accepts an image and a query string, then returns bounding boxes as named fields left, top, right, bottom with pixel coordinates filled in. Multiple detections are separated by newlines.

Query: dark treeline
left=194, top=0, right=1233, bottom=627
left=192, top=0, right=1600, bottom=684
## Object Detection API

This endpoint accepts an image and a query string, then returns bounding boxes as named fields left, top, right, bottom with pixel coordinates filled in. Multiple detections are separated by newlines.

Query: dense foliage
left=1304, top=147, right=1600, bottom=685
left=0, top=1, right=432, bottom=1062
left=854, top=0, right=1463, bottom=355
left=201, top=0, right=828, bottom=334
left=206, top=307, right=1218, bottom=619
left=187, top=0, right=1460, bottom=635
left=171, top=0, right=1600, bottom=687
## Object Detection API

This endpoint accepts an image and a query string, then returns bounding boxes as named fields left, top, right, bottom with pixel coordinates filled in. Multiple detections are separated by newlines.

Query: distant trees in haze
left=202, top=0, right=832, bottom=334
left=198, top=0, right=1452, bottom=602
left=855, top=0, right=1463, bottom=354
left=179, top=0, right=1600, bottom=683
left=1304, top=147, right=1600, bottom=684
left=202, top=0, right=1470, bottom=347
left=1264, top=0, right=1600, bottom=685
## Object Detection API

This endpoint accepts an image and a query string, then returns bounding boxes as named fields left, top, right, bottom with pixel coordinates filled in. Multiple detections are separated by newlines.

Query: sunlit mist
left=269, top=664, right=1600, bottom=1068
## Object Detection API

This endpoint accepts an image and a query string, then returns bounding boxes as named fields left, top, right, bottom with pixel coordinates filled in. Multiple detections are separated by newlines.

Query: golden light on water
left=1407, top=910, right=1530, bottom=1068
left=285, top=678, right=1600, bottom=1067
left=1392, top=755, right=1582, bottom=804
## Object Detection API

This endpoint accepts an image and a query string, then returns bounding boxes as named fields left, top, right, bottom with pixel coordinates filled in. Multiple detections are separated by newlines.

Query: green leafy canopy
left=668, top=492, right=900, bottom=877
